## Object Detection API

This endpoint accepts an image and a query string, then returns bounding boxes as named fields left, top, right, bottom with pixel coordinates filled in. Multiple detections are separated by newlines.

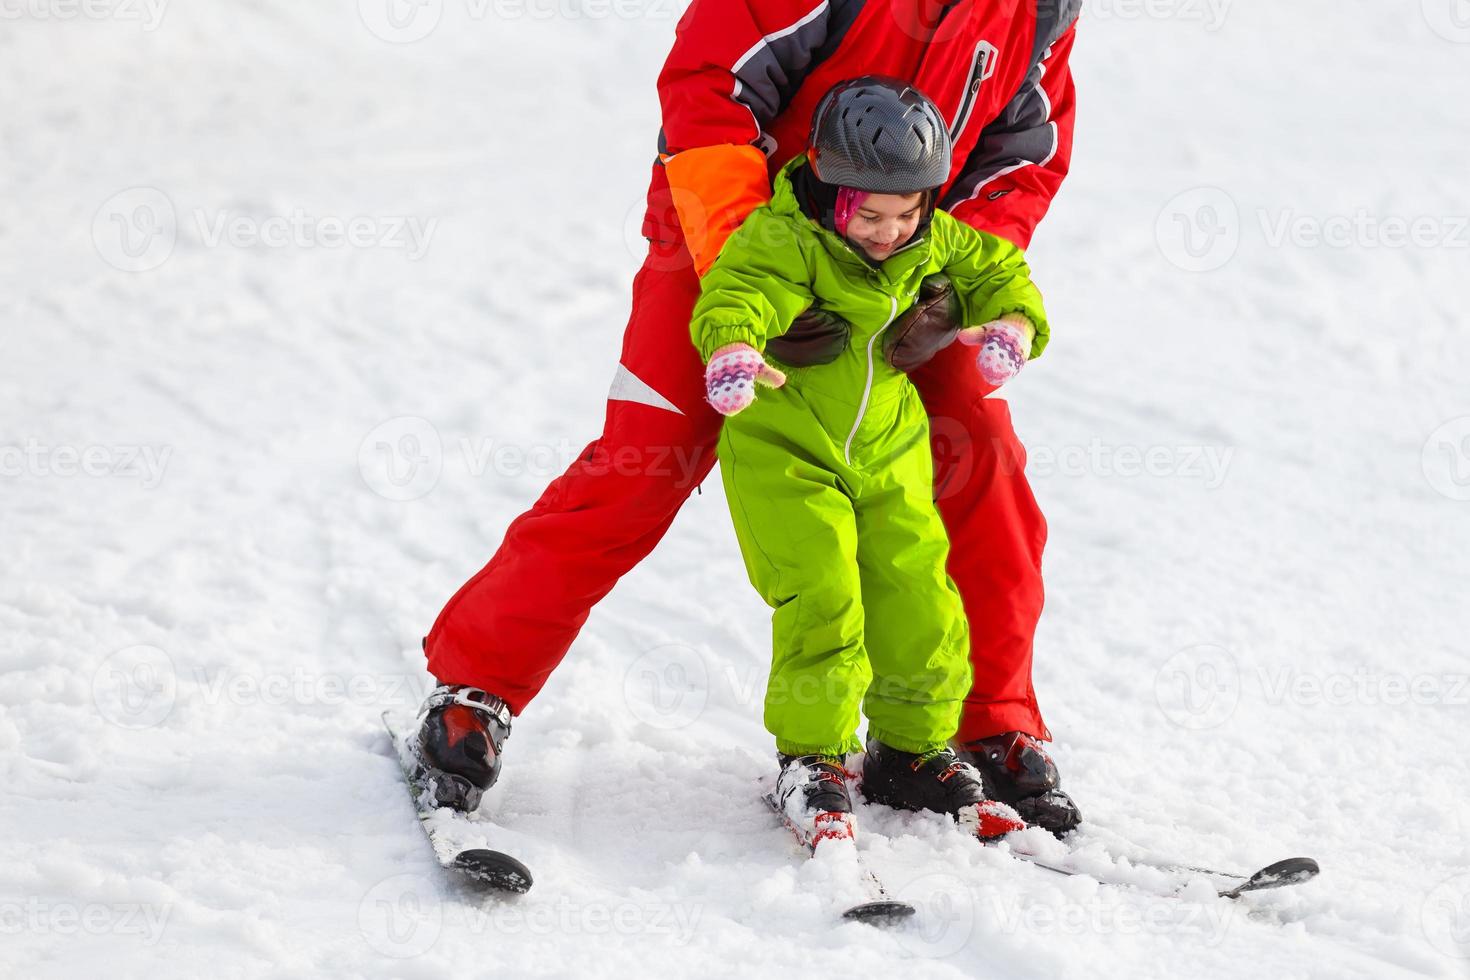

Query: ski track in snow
left=3, top=2, right=1469, bottom=978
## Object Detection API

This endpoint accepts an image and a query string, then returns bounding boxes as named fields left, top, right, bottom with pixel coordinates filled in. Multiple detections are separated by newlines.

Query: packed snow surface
left=3, top=2, right=1469, bottom=977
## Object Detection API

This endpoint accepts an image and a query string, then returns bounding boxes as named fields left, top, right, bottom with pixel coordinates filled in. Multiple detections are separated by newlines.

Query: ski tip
left=451, top=849, right=534, bottom=893
left=1253, top=856, right=1320, bottom=885
left=1222, top=856, right=1320, bottom=898
left=842, top=900, right=917, bottom=925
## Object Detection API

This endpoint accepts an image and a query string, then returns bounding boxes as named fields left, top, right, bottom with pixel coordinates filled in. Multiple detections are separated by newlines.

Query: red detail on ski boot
left=958, top=732, right=1081, bottom=836
left=441, top=704, right=489, bottom=747
left=772, top=754, right=856, bottom=851
left=960, top=799, right=1028, bottom=843
left=811, top=811, right=857, bottom=847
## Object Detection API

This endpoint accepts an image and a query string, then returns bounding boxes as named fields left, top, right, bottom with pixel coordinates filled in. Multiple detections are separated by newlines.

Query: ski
left=1065, top=822, right=1320, bottom=897
left=1007, top=847, right=1319, bottom=899
left=997, top=818, right=1320, bottom=899
left=761, top=791, right=916, bottom=924
left=382, top=711, right=534, bottom=893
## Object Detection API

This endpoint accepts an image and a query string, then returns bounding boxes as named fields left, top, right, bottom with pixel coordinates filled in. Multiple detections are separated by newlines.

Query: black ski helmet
left=807, top=76, right=952, bottom=194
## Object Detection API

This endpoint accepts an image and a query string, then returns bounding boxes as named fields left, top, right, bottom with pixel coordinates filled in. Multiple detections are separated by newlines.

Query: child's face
left=845, top=191, right=924, bottom=260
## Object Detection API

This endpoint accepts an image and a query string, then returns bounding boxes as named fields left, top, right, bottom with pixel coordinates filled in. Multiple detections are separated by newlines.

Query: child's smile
left=844, top=191, right=924, bottom=260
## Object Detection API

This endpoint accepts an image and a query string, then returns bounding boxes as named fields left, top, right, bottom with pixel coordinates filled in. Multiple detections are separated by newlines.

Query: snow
left=3, top=1, right=1469, bottom=978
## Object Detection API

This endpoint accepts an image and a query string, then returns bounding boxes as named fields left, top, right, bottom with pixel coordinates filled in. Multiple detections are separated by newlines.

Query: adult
left=415, top=0, right=1083, bottom=833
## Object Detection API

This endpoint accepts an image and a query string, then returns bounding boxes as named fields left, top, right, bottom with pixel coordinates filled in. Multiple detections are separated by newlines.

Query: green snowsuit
left=690, top=157, right=1049, bottom=758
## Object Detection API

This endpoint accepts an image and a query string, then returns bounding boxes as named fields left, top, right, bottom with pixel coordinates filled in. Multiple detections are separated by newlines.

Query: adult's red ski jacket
left=645, top=0, right=1082, bottom=276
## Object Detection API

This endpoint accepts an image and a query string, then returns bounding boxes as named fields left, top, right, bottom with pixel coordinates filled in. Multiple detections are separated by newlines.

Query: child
left=690, top=77, right=1050, bottom=846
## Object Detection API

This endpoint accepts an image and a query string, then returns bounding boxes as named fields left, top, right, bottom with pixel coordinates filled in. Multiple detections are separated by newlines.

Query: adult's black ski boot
left=957, top=731, right=1082, bottom=836
left=413, top=684, right=512, bottom=812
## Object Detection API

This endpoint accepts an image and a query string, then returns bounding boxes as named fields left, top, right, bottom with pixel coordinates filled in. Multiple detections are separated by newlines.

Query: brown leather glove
left=765, top=306, right=852, bottom=368
left=884, top=273, right=961, bottom=373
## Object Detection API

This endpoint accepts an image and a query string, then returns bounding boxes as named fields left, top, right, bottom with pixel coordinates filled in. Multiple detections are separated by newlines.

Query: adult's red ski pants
left=425, top=237, right=1050, bottom=742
